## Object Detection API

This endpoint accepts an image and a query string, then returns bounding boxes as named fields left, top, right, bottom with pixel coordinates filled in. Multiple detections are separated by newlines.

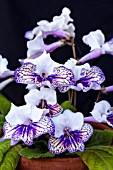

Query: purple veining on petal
left=37, top=99, right=62, bottom=117
left=14, top=64, right=75, bottom=91
left=76, top=66, right=105, bottom=91
left=47, top=66, right=75, bottom=92
left=12, top=125, right=34, bottom=146
left=14, top=62, right=43, bottom=87
left=80, top=123, right=93, bottom=142
left=48, top=135, right=66, bottom=154
left=48, top=123, right=93, bottom=154
left=2, top=116, right=55, bottom=146
left=32, top=116, right=55, bottom=137
left=47, top=103, right=63, bottom=117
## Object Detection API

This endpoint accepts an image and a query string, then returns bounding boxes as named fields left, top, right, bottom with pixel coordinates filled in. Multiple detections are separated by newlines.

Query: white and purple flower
left=65, top=58, right=105, bottom=92
left=14, top=51, right=75, bottom=92
left=25, top=7, right=75, bottom=58
left=78, top=30, right=113, bottom=64
left=1, top=103, right=55, bottom=146
left=25, top=7, right=75, bottom=40
left=24, top=87, right=63, bottom=117
left=48, top=110, right=93, bottom=154
left=89, top=100, right=113, bottom=127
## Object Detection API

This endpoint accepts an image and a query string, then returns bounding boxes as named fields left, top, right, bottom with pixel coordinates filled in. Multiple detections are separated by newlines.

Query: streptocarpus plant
left=0, top=7, right=113, bottom=170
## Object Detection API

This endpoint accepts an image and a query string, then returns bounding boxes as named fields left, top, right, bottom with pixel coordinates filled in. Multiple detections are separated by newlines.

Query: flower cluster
left=1, top=7, right=113, bottom=156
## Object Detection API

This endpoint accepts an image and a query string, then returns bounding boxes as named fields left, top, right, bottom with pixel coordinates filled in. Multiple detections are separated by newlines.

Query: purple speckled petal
left=2, top=122, right=16, bottom=140
left=48, top=135, right=66, bottom=154
left=57, top=86, right=71, bottom=93
left=48, top=66, right=75, bottom=92
left=33, top=116, right=55, bottom=138
left=47, top=103, right=63, bottom=117
left=80, top=123, right=93, bottom=142
left=48, top=126, right=93, bottom=154
left=76, top=66, right=105, bottom=91
left=14, top=63, right=43, bottom=87
left=37, top=100, right=62, bottom=117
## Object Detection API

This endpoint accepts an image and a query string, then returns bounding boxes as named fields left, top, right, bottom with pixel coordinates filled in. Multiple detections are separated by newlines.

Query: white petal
left=5, top=103, right=49, bottom=126
left=52, top=109, right=84, bottom=137
left=63, top=110, right=84, bottom=130
left=5, top=104, right=31, bottom=125
left=25, top=88, right=57, bottom=106
left=0, top=55, right=9, bottom=75
left=82, top=30, right=105, bottom=51
left=30, top=106, right=49, bottom=122
left=27, top=31, right=44, bottom=50
left=24, top=51, right=61, bottom=75
left=52, top=113, right=66, bottom=137
left=90, top=100, right=111, bottom=122
left=41, top=87, right=57, bottom=104
left=24, top=89, right=41, bottom=105
left=102, top=39, right=113, bottom=55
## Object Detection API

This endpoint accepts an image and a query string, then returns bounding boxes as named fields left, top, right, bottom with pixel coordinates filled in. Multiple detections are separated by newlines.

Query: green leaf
left=0, top=115, right=5, bottom=129
left=86, top=129, right=113, bottom=147
left=61, top=101, right=76, bottom=112
left=0, top=144, right=22, bottom=170
left=0, top=94, right=11, bottom=116
left=77, top=146, right=113, bottom=170
left=19, top=147, right=55, bottom=159
left=0, top=140, right=11, bottom=165
left=34, top=140, right=48, bottom=152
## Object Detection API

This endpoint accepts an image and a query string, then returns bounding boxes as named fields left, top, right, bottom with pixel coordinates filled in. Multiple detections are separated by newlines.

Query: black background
left=1, top=0, right=113, bottom=116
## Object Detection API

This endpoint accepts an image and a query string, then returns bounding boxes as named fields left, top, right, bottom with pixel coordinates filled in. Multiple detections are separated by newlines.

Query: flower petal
left=48, top=136, right=66, bottom=154
left=52, top=110, right=84, bottom=138
left=47, top=103, right=63, bottom=117
left=24, top=88, right=57, bottom=106
left=14, top=62, right=43, bottom=87
left=5, top=104, right=31, bottom=126
left=106, top=114, right=113, bottom=127
left=1, top=122, right=16, bottom=140
left=0, top=55, right=9, bottom=75
left=33, top=116, right=55, bottom=138
left=102, top=38, right=113, bottom=55
left=82, top=30, right=105, bottom=51
left=12, top=125, right=34, bottom=146
left=80, top=123, right=93, bottom=142
left=76, top=66, right=105, bottom=92
left=91, top=100, right=111, bottom=122
left=66, top=134, right=84, bottom=152
left=49, top=66, right=75, bottom=92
